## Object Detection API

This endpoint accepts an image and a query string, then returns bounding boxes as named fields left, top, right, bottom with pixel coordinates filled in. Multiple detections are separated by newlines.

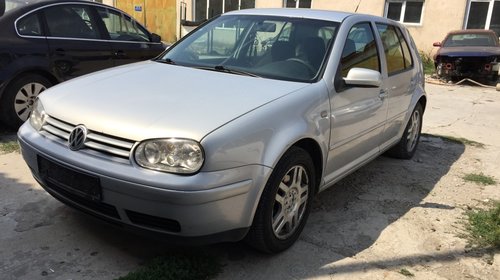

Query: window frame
left=193, top=0, right=256, bottom=21
left=16, top=11, right=44, bottom=37
left=96, top=7, right=152, bottom=43
left=14, top=2, right=158, bottom=44
left=42, top=4, right=103, bottom=40
left=384, top=0, right=425, bottom=26
left=376, top=23, right=414, bottom=77
left=283, top=0, right=313, bottom=8
left=340, top=21, right=382, bottom=78
left=464, top=0, right=500, bottom=36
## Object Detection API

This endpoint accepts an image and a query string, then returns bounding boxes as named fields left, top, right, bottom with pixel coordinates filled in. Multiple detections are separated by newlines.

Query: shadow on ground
left=0, top=123, right=15, bottom=134
left=0, top=135, right=471, bottom=279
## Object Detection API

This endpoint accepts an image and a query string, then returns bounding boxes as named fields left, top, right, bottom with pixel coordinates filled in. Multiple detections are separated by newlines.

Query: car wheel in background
left=0, top=74, right=52, bottom=128
left=386, top=103, right=423, bottom=159
left=246, top=146, right=315, bottom=253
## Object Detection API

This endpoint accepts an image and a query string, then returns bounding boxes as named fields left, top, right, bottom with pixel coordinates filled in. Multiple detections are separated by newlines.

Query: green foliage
left=0, top=140, right=20, bottom=154
left=465, top=201, right=500, bottom=248
left=423, top=134, right=485, bottom=148
left=419, top=51, right=435, bottom=75
left=399, top=268, right=415, bottom=277
left=117, top=253, right=222, bottom=280
left=463, top=173, right=497, bottom=186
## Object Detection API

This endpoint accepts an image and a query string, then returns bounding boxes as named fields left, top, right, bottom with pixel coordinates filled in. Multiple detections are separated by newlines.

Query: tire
left=386, top=103, right=423, bottom=159
left=245, top=146, right=315, bottom=253
left=0, top=74, right=52, bottom=129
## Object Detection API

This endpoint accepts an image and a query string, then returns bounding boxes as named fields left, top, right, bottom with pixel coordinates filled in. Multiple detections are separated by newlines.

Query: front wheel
left=386, top=103, right=423, bottom=159
left=245, top=146, right=315, bottom=253
left=0, top=74, right=52, bottom=128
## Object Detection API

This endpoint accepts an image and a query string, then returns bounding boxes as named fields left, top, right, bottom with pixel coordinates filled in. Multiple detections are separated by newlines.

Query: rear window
left=443, top=33, right=498, bottom=47
left=16, top=12, right=42, bottom=36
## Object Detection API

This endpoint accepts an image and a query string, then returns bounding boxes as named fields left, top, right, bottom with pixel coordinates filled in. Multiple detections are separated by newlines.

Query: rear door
left=42, top=3, right=114, bottom=81
left=375, top=24, right=416, bottom=149
left=324, top=21, right=388, bottom=184
left=95, top=7, right=165, bottom=66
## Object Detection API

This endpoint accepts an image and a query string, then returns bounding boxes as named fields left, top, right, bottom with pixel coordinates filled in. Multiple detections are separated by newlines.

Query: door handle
left=114, top=50, right=126, bottom=57
left=379, top=89, right=388, bottom=99
left=55, top=48, right=65, bottom=56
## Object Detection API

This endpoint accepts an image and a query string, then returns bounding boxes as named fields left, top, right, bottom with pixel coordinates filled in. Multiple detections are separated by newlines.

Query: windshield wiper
left=156, top=58, right=176, bottom=65
left=195, top=65, right=260, bottom=78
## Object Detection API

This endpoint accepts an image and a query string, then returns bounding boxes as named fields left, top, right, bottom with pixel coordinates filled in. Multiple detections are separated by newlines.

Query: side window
left=376, top=24, right=409, bottom=75
left=44, top=5, right=100, bottom=39
left=96, top=8, right=150, bottom=42
left=17, top=13, right=42, bottom=36
left=340, top=22, right=380, bottom=77
left=396, top=27, right=413, bottom=69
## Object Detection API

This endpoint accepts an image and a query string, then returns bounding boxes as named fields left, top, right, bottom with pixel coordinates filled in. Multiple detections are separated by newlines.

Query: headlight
left=134, top=138, right=204, bottom=174
left=29, top=99, right=46, bottom=131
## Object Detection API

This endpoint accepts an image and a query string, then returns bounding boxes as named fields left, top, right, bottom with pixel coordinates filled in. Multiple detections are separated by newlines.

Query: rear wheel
left=246, top=146, right=315, bottom=253
left=0, top=74, right=52, bottom=128
left=386, top=103, right=423, bottom=159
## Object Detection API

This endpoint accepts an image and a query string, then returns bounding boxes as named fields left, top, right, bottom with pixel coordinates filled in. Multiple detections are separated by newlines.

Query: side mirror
left=343, top=68, right=382, bottom=87
left=433, top=41, right=442, bottom=47
left=151, top=33, right=161, bottom=43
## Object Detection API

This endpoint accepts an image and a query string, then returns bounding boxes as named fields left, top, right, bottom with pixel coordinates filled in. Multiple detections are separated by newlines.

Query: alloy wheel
left=406, top=109, right=421, bottom=152
left=272, top=165, right=309, bottom=240
left=14, top=82, right=46, bottom=121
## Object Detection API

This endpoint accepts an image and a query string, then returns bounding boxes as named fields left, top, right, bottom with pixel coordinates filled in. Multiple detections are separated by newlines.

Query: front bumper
left=18, top=122, right=271, bottom=242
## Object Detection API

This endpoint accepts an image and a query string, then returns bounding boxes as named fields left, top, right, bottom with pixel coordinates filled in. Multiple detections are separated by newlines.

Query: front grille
left=126, top=210, right=181, bottom=233
left=42, top=116, right=135, bottom=159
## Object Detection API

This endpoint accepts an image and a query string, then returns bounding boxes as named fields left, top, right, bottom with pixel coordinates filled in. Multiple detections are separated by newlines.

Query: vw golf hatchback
left=18, top=9, right=426, bottom=253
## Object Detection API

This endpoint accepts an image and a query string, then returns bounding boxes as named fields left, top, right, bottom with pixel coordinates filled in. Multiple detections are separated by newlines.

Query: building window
left=194, top=0, right=255, bottom=21
left=385, top=0, right=424, bottom=24
left=284, top=0, right=312, bottom=8
left=465, top=0, right=500, bottom=36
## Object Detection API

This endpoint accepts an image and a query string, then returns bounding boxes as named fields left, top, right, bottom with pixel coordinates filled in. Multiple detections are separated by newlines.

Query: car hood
left=437, top=46, right=500, bottom=57
left=40, top=61, right=308, bottom=141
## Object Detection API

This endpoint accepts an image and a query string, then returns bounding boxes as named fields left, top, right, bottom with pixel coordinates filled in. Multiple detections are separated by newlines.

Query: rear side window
left=44, top=5, right=101, bottom=39
left=17, top=13, right=42, bottom=36
left=376, top=24, right=412, bottom=75
left=96, top=7, right=150, bottom=42
left=396, top=27, right=413, bottom=69
left=340, top=22, right=380, bottom=77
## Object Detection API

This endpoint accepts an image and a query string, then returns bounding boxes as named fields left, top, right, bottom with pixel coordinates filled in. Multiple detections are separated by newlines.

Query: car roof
left=223, top=8, right=356, bottom=22
left=4, top=0, right=107, bottom=15
left=447, top=29, right=497, bottom=35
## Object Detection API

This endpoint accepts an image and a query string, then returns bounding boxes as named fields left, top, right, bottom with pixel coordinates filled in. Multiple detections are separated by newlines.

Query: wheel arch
left=418, top=95, right=427, bottom=112
left=292, top=138, right=323, bottom=194
left=1, top=69, right=58, bottom=100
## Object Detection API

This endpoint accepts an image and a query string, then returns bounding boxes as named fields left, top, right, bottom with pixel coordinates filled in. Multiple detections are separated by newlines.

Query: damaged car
left=433, top=29, right=500, bottom=82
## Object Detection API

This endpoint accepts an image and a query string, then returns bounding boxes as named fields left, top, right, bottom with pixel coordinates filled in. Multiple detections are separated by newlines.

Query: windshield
left=160, top=15, right=339, bottom=82
left=443, top=33, right=498, bottom=47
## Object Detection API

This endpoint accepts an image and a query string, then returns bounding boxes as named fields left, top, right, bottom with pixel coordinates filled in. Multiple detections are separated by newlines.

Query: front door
left=95, top=7, right=165, bottom=67
left=323, top=22, right=387, bottom=185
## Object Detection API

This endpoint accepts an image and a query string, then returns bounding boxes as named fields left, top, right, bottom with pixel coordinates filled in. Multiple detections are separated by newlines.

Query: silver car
left=18, top=9, right=426, bottom=253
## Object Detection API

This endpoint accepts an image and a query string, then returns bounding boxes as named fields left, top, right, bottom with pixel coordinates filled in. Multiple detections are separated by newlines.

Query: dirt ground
left=0, top=83, right=499, bottom=279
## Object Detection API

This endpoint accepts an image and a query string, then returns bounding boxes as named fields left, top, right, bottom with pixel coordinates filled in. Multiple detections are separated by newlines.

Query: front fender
left=200, top=81, right=331, bottom=173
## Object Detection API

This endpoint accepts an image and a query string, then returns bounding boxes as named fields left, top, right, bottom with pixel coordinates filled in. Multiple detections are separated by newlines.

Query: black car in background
left=433, top=29, right=500, bottom=83
left=0, top=0, right=166, bottom=128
